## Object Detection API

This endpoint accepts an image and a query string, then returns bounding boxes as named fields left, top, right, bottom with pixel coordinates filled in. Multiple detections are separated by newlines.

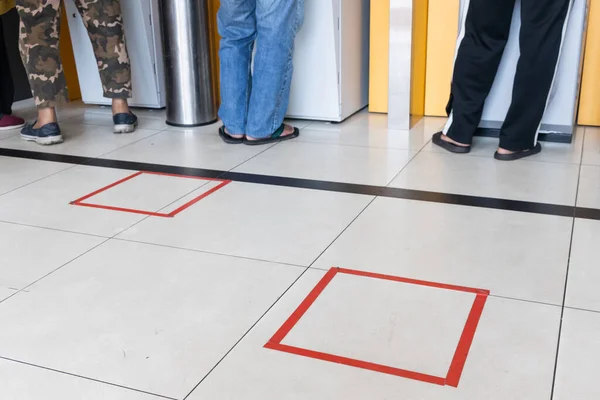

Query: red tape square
left=265, top=267, right=490, bottom=387
left=70, top=171, right=230, bottom=218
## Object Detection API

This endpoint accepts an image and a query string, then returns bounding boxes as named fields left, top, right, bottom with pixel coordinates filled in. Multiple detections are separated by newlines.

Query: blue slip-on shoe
left=113, top=112, right=138, bottom=134
left=20, top=122, right=63, bottom=145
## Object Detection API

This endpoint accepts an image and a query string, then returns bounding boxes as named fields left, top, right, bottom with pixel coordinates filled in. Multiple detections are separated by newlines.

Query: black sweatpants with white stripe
left=443, top=0, right=573, bottom=151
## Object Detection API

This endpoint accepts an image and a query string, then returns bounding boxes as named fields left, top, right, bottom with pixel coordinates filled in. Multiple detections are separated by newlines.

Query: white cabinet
left=65, top=0, right=166, bottom=108
left=286, top=0, right=370, bottom=122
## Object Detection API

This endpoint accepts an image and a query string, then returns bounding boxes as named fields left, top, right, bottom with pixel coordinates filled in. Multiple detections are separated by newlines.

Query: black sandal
left=432, top=132, right=471, bottom=154
left=243, top=124, right=300, bottom=146
left=219, top=126, right=244, bottom=144
left=494, top=143, right=542, bottom=161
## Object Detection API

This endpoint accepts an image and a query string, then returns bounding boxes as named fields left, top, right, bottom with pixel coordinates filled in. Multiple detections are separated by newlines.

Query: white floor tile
left=390, top=151, right=579, bottom=205
left=294, top=117, right=442, bottom=151
left=118, top=182, right=373, bottom=266
left=312, top=197, right=572, bottom=305
left=285, top=119, right=312, bottom=129
left=0, top=123, right=160, bottom=158
left=188, top=269, right=560, bottom=400
left=0, top=156, right=73, bottom=196
left=423, top=127, right=585, bottom=165
left=582, top=127, right=600, bottom=166
left=281, top=271, right=477, bottom=377
left=553, top=308, right=600, bottom=400
left=0, top=128, right=19, bottom=140
left=0, top=221, right=104, bottom=292
left=577, top=165, right=600, bottom=209
left=67, top=112, right=170, bottom=131
left=234, top=141, right=414, bottom=186
left=0, top=166, right=149, bottom=236
left=305, top=109, right=390, bottom=132
left=0, top=239, right=302, bottom=398
left=0, top=358, right=164, bottom=400
left=565, top=219, right=600, bottom=311
left=103, top=126, right=274, bottom=170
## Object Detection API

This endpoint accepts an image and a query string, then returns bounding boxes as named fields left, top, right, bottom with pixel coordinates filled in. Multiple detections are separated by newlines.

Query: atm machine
left=64, top=0, right=166, bottom=108
left=286, top=0, right=370, bottom=122
left=458, top=0, right=589, bottom=142
left=66, top=0, right=369, bottom=119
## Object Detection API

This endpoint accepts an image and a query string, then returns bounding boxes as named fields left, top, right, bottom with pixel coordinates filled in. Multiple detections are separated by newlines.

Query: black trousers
left=444, top=0, right=572, bottom=151
left=0, top=13, right=15, bottom=116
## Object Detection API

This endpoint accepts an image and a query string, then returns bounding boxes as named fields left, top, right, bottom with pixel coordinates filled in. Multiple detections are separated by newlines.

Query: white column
left=387, top=0, right=413, bottom=130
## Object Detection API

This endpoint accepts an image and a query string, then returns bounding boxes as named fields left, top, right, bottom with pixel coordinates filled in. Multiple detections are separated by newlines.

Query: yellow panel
left=368, top=0, right=390, bottom=113
left=411, top=0, right=429, bottom=116
left=424, top=0, right=459, bottom=117
left=60, top=5, right=81, bottom=101
left=578, top=0, right=600, bottom=126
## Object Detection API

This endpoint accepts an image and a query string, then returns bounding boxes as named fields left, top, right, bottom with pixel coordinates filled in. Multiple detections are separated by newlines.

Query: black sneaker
left=113, top=112, right=138, bottom=134
left=20, top=122, right=63, bottom=145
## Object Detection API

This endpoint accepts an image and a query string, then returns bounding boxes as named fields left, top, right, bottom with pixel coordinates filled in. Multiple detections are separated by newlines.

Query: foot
left=494, top=143, right=542, bottom=161
left=0, top=114, right=26, bottom=131
left=496, top=148, right=517, bottom=155
left=112, top=99, right=137, bottom=133
left=20, top=122, right=63, bottom=145
left=34, top=107, right=58, bottom=129
left=224, top=127, right=244, bottom=140
left=113, top=112, right=138, bottom=134
left=440, top=133, right=469, bottom=148
left=431, top=132, right=471, bottom=154
left=246, top=124, right=296, bottom=142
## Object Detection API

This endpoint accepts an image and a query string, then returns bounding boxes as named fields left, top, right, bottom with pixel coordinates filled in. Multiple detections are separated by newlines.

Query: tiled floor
left=0, top=100, right=599, bottom=399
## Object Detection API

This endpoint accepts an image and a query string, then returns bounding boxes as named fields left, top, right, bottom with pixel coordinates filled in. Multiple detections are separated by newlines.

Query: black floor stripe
left=1, top=147, right=599, bottom=221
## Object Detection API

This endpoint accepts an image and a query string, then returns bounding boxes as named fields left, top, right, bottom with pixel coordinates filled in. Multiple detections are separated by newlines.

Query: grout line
left=0, top=219, right=110, bottom=239
left=487, top=294, right=563, bottom=309
left=0, top=356, right=176, bottom=400
left=549, top=127, right=586, bottom=400
left=563, top=305, right=600, bottom=315
left=0, top=237, right=110, bottom=306
left=0, top=163, right=78, bottom=199
left=111, top=237, right=310, bottom=271
left=182, top=267, right=312, bottom=400
left=385, top=139, right=430, bottom=187
left=182, top=197, right=378, bottom=398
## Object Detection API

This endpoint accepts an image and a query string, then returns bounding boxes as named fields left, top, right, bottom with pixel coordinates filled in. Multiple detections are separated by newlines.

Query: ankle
left=36, top=107, right=57, bottom=127
left=112, top=99, right=130, bottom=115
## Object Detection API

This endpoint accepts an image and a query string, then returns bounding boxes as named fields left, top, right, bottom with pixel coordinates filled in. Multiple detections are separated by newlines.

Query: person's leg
left=217, top=0, right=257, bottom=138
left=0, top=15, right=14, bottom=115
left=497, top=0, right=573, bottom=155
left=16, top=0, right=65, bottom=127
left=0, top=13, right=26, bottom=131
left=438, top=0, right=516, bottom=150
left=16, top=0, right=63, bottom=144
left=73, top=0, right=135, bottom=133
left=245, top=0, right=304, bottom=140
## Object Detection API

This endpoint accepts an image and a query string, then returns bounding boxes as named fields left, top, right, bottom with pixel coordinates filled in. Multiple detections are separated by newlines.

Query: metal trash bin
left=158, top=0, right=218, bottom=127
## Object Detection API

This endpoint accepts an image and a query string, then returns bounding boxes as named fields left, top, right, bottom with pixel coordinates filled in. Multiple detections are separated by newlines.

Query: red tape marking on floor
left=70, top=171, right=230, bottom=217
left=264, top=267, right=490, bottom=388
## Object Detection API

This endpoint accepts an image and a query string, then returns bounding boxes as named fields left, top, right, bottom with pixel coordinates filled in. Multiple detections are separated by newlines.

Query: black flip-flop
left=243, top=124, right=300, bottom=146
left=219, top=126, right=244, bottom=144
left=431, top=132, right=471, bottom=154
left=494, top=143, right=542, bottom=161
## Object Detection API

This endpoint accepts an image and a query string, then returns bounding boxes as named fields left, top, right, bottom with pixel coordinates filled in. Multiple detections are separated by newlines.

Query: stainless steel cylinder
left=158, top=0, right=218, bottom=127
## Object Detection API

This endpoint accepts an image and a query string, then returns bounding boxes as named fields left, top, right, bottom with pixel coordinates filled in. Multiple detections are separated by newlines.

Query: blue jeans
left=217, top=0, right=304, bottom=138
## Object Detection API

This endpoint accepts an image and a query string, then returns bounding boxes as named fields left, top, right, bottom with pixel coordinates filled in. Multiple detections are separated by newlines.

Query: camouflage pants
left=16, top=0, right=132, bottom=108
